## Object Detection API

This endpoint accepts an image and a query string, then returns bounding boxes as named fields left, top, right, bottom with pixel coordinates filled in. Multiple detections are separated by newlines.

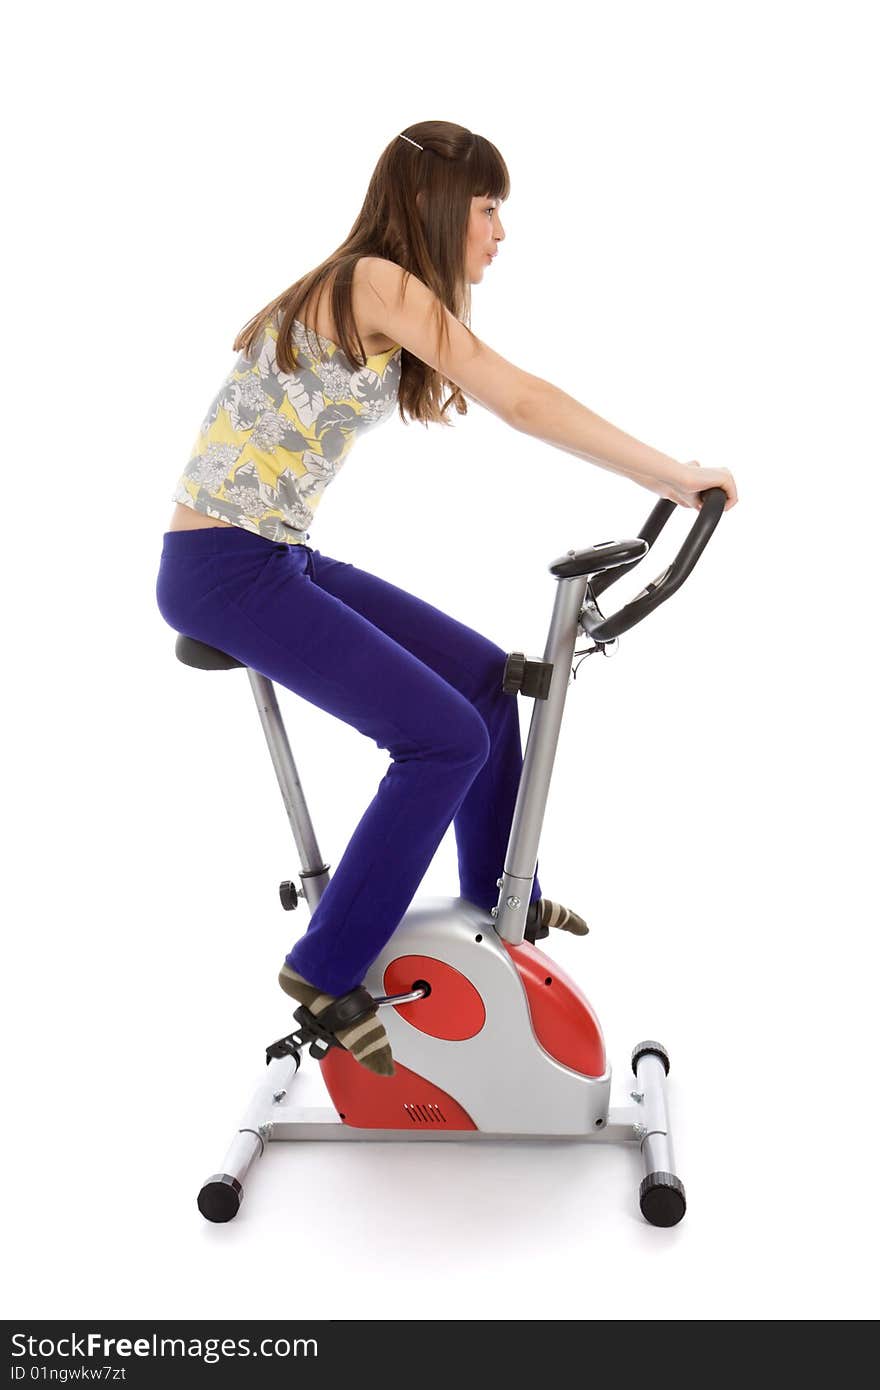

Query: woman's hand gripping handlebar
left=650, top=459, right=738, bottom=513
left=568, top=487, right=727, bottom=643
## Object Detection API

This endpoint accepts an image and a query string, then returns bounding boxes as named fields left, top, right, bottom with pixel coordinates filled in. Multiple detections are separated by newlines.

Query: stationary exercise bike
left=170, top=489, right=726, bottom=1226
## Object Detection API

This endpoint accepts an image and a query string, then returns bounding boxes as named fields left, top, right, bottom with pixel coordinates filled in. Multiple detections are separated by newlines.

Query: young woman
left=156, top=121, right=738, bottom=1078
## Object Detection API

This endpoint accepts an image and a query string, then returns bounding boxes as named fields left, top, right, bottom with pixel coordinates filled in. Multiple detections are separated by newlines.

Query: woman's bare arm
left=359, top=257, right=737, bottom=509
left=511, top=378, right=681, bottom=488
left=511, top=383, right=738, bottom=511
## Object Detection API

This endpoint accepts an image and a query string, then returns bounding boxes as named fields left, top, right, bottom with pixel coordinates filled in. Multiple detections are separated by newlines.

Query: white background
left=3, top=0, right=877, bottom=1323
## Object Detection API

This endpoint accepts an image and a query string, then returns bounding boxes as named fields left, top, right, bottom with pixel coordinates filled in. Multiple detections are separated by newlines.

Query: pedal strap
left=316, top=986, right=376, bottom=1033
left=292, top=986, right=376, bottom=1051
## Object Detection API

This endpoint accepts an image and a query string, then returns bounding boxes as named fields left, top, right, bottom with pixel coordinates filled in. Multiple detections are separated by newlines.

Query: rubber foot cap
left=639, top=1171, right=686, bottom=1227
left=198, top=1174, right=243, bottom=1223
left=631, top=1040, right=670, bottom=1076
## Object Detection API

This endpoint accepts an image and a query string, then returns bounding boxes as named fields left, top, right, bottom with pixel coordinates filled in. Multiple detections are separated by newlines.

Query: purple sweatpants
left=156, top=524, right=541, bottom=995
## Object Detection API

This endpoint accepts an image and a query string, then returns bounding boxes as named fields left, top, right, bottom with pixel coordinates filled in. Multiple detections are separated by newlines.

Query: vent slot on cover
left=404, top=1102, right=447, bottom=1124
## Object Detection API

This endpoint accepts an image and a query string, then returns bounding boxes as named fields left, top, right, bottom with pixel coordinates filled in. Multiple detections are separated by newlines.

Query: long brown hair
left=231, top=121, right=510, bottom=427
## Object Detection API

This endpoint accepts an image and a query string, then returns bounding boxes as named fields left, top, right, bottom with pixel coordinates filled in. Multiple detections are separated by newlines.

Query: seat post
left=246, top=670, right=330, bottom=910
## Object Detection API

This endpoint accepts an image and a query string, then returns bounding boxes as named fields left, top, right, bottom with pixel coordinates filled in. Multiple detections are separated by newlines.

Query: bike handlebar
left=578, top=487, right=727, bottom=642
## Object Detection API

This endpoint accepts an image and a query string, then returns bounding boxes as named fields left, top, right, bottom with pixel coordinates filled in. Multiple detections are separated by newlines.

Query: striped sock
left=278, top=964, right=395, bottom=1076
left=527, top=897, right=589, bottom=935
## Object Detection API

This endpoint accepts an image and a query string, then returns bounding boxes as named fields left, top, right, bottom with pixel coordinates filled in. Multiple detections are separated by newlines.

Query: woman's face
left=465, top=194, right=506, bottom=284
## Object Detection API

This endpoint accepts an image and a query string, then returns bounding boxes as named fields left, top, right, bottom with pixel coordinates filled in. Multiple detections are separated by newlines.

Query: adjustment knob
left=502, top=652, right=526, bottom=694
left=279, top=880, right=299, bottom=911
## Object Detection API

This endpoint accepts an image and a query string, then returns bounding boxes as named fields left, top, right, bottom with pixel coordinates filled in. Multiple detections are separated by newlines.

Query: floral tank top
left=173, top=314, right=403, bottom=544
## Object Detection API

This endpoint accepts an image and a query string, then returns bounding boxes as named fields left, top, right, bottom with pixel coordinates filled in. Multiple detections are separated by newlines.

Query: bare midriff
left=167, top=502, right=236, bottom=532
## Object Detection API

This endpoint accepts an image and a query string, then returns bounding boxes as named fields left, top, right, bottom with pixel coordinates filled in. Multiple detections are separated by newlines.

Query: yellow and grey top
left=173, top=314, right=403, bottom=544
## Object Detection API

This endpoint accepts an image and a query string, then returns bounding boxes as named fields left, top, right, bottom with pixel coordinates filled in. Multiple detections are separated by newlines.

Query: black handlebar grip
left=590, top=498, right=676, bottom=600
left=581, top=487, right=726, bottom=641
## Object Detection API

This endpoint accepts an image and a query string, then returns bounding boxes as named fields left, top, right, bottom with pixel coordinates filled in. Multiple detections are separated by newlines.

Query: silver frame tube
left=495, top=574, right=589, bottom=944
left=246, top=670, right=330, bottom=909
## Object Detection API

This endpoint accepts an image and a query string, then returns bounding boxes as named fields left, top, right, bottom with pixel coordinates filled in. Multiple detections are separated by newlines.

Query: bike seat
left=174, top=633, right=244, bottom=671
